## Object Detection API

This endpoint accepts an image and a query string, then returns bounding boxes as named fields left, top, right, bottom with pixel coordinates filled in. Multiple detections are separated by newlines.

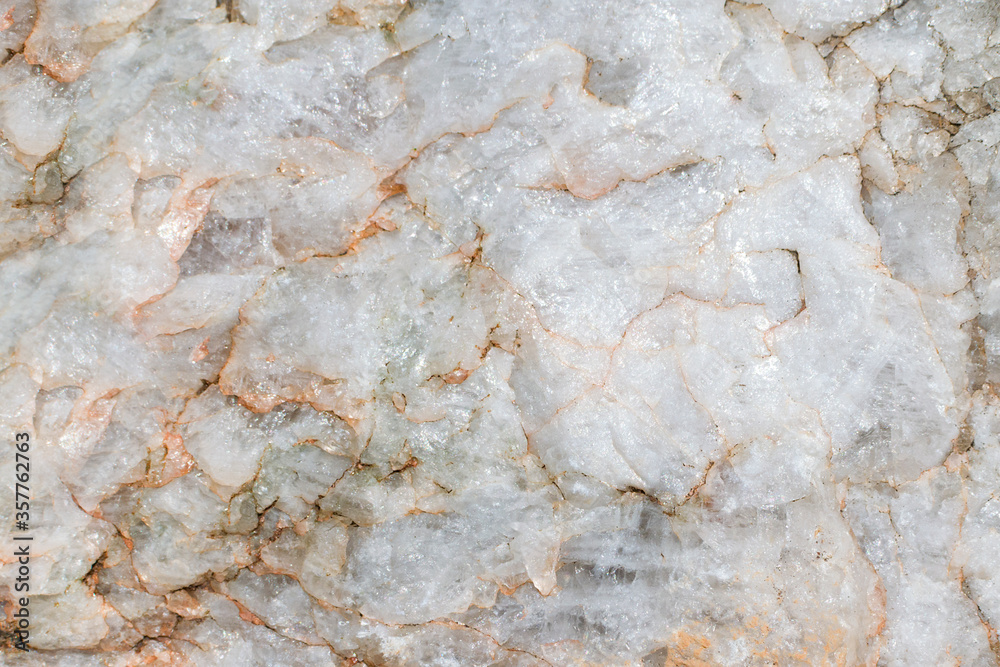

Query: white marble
left=1, top=0, right=999, bottom=664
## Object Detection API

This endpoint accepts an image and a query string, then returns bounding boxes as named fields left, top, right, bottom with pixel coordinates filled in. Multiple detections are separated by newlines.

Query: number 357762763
left=14, top=433, right=30, bottom=531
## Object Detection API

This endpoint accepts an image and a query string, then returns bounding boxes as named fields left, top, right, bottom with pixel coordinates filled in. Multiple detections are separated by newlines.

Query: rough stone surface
left=1, top=0, right=999, bottom=664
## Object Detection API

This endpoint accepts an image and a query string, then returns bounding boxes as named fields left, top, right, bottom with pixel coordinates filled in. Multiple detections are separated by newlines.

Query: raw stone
left=1, top=0, right=1000, bottom=664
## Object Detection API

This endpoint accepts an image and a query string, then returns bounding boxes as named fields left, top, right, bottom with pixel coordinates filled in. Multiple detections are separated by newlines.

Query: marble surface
left=1, top=0, right=1000, bottom=664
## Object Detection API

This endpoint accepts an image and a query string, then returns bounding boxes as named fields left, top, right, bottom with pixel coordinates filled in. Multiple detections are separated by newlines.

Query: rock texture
left=1, top=0, right=999, bottom=664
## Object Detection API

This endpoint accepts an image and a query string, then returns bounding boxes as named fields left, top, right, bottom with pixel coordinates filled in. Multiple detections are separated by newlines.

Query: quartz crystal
left=1, top=0, right=999, bottom=664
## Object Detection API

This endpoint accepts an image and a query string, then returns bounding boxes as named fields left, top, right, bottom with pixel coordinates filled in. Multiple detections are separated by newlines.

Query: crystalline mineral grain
left=1, top=0, right=999, bottom=664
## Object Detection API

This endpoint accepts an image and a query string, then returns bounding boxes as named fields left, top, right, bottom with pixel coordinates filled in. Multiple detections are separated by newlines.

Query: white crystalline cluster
left=1, top=0, right=999, bottom=664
